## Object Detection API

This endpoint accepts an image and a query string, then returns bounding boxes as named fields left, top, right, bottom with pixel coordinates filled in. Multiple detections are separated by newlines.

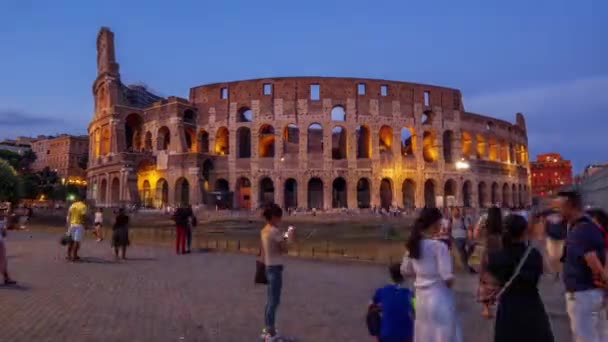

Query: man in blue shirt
left=559, top=191, right=608, bottom=341
left=369, top=263, right=414, bottom=342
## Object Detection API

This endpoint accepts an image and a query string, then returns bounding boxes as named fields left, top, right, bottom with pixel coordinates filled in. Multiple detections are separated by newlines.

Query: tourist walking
left=558, top=191, right=608, bottom=342
left=112, top=208, right=130, bottom=260
left=260, top=203, right=293, bottom=341
left=476, top=206, right=504, bottom=318
left=172, top=204, right=195, bottom=255
left=66, top=196, right=88, bottom=262
left=0, top=212, right=16, bottom=285
left=368, top=263, right=415, bottom=342
left=485, top=214, right=554, bottom=342
left=543, top=208, right=567, bottom=279
left=401, top=207, right=462, bottom=342
left=185, top=205, right=196, bottom=253
left=93, top=207, right=104, bottom=242
left=450, top=207, right=476, bottom=274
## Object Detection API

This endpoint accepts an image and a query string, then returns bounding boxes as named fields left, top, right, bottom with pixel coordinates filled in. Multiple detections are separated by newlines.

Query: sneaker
left=96, top=238, right=103, bottom=243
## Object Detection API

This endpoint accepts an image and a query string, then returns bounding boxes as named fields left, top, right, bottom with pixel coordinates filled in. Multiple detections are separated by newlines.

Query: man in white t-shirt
left=450, top=207, right=476, bottom=274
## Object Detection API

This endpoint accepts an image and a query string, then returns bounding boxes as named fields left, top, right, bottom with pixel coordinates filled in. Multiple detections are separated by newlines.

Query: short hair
left=558, top=191, right=582, bottom=209
left=388, top=263, right=404, bottom=283
left=262, top=203, right=283, bottom=221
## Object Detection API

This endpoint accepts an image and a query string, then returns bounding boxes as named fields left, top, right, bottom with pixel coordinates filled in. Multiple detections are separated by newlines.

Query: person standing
left=401, top=207, right=463, bottom=342
left=93, top=208, right=104, bottom=242
left=111, top=208, right=130, bottom=260
left=260, top=203, right=292, bottom=341
left=185, top=205, right=197, bottom=254
left=66, top=196, right=88, bottom=262
left=558, top=191, right=608, bottom=341
left=476, top=206, right=504, bottom=318
left=0, top=212, right=16, bottom=285
left=450, top=207, right=476, bottom=274
left=543, top=208, right=567, bottom=280
left=369, top=263, right=415, bottom=342
left=172, top=204, right=194, bottom=255
left=485, top=214, right=554, bottom=342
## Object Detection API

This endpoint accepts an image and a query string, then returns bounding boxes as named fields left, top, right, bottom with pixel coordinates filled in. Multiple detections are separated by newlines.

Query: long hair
left=486, top=206, right=503, bottom=235
left=406, top=207, right=442, bottom=259
left=502, top=214, right=527, bottom=248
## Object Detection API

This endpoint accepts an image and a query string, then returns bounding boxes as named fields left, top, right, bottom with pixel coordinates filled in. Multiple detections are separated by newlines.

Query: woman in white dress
left=401, top=207, right=462, bottom=342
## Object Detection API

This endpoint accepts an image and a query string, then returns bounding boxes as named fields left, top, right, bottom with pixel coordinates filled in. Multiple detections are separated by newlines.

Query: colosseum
left=87, top=27, right=531, bottom=210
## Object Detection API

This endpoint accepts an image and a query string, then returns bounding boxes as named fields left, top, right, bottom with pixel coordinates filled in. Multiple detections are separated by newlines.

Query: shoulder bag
left=255, top=240, right=268, bottom=285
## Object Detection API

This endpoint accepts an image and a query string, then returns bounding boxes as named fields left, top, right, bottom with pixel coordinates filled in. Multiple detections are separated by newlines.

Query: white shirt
left=261, top=224, right=285, bottom=266
left=401, top=239, right=454, bottom=288
left=450, top=216, right=467, bottom=239
left=94, top=212, right=103, bottom=223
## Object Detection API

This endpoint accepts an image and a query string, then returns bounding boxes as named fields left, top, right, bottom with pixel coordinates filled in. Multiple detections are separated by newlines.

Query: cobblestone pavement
left=0, top=231, right=574, bottom=342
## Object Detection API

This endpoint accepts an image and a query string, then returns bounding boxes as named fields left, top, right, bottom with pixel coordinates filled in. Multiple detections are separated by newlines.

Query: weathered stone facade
left=87, top=27, right=531, bottom=210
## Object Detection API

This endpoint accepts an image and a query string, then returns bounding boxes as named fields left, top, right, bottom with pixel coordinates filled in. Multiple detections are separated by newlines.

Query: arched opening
left=157, top=126, right=171, bottom=151
left=512, top=184, right=517, bottom=208
left=401, top=127, right=415, bottom=156
left=423, top=131, right=437, bottom=162
left=282, top=124, right=299, bottom=154
left=156, top=178, right=169, bottom=208
left=214, top=179, right=230, bottom=192
left=175, top=178, right=190, bottom=206
left=93, top=129, right=101, bottom=158
left=443, top=130, right=454, bottom=163
left=111, top=177, right=120, bottom=205
left=259, top=125, right=275, bottom=158
left=215, top=127, right=229, bottom=155
left=356, top=178, right=371, bottom=208
left=476, top=134, right=486, bottom=159
left=421, top=111, right=432, bottom=124
left=331, top=105, right=346, bottom=121
left=237, top=107, right=253, bottom=123
left=236, top=127, right=251, bottom=158
left=478, top=182, right=487, bottom=208
left=101, top=127, right=111, bottom=155
left=461, top=131, right=473, bottom=158
left=499, top=140, right=508, bottom=162
left=502, top=183, right=511, bottom=208
left=509, top=143, right=515, bottom=164
left=307, top=177, right=324, bottom=209
left=200, top=159, right=214, bottom=204
left=332, top=177, right=347, bottom=208
left=379, top=125, right=393, bottom=156
left=184, top=127, right=196, bottom=152
left=125, top=113, right=143, bottom=151
left=144, top=131, right=153, bottom=152
left=259, top=177, right=275, bottom=206
left=463, top=181, right=472, bottom=208
left=198, top=130, right=209, bottom=153
left=99, top=179, right=107, bottom=204
left=235, top=177, right=251, bottom=209
left=356, top=125, right=371, bottom=158
left=331, top=126, right=347, bottom=160
left=284, top=178, right=297, bottom=209
left=142, top=180, right=152, bottom=208
left=402, top=179, right=416, bottom=209
left=444, top=179, right=456, bottom=208
left=491, top=182, right=499, bottom=206
left=183, top=109, right=196, bottom=124
left=488, top=137, right=499, bottom=161
left=424, top=179, right=436, bottom=208
left=307, top=123, right=323, bottom=154
left=379, top=178, right=393, bottom=209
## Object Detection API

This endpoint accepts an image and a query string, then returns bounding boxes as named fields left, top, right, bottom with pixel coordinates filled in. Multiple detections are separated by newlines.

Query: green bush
left=0, top=158, right=21, bottom=203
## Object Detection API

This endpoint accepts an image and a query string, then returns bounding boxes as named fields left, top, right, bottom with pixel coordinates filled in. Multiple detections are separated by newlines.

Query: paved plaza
left=1, top=231, right=575, bottom=341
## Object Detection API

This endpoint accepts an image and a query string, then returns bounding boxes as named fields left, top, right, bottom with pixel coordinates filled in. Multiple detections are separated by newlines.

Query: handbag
left=59, top=233, right=73, bottom=246
left=487, top=243, right=535, bottom=304
left=254, top=242, right=268, bottom=285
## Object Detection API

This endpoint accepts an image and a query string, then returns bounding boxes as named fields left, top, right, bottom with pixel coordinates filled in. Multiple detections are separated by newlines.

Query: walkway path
left=1, top=231, right=574, bottom=341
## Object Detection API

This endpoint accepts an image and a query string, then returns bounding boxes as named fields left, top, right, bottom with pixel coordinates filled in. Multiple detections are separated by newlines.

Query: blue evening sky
left=0, top=0, right=605, bottom=172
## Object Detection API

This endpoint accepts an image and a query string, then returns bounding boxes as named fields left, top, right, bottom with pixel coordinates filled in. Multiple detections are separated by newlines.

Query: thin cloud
left=0, top=109, right=65, bottom=126
left=464, top=76, right=608, bottom=172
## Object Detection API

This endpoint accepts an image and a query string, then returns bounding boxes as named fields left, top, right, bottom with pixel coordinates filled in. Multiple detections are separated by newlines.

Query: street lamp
left=455, top=158, right=470, bottom=170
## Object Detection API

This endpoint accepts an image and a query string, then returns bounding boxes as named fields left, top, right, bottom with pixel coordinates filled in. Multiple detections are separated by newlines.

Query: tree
left=19, top=149, right=37, bottom=172
left=0, top=158, right=21, bottom=203
left=78, top=153, right=89, bottom=170
left=0, top=150, right=22, bottom=170
left=21, top=172, right=41, bottom=199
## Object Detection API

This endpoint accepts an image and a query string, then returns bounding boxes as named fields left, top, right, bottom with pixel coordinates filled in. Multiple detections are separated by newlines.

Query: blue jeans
left=185, top=225, right=192, bottom=251
left=265, top=265, right=284, bottom=330
left=453, top=238, right=471, bottom=269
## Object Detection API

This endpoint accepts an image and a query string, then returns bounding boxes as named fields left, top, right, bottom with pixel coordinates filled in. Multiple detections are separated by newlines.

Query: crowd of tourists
left=2, top=189, right=608, bottom=341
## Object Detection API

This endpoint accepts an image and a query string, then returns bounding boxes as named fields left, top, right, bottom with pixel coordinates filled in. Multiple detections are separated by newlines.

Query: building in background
left=530, top=152, right=573, bottom=197
left=0, top=136, right=34, bottom=154
left=31, top=134, right=89, bottom=184
left=575, top=162, right=608, bottom=211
